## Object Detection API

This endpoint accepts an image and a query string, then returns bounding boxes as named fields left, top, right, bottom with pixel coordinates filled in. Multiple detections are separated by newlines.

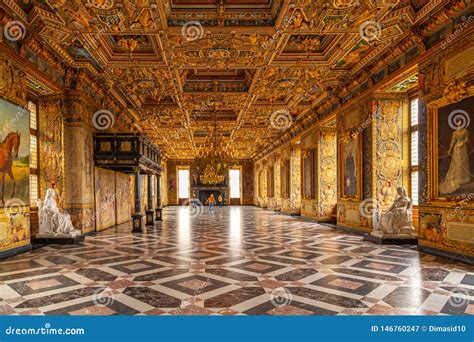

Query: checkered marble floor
left=1, top=206, right=473, bottom=316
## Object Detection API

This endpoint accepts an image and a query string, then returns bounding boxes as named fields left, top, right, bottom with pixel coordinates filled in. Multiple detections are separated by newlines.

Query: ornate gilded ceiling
left=0, top=0, right=470, bottom=159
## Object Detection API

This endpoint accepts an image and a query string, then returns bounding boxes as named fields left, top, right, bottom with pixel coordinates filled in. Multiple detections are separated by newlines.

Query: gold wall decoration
left=318, top=129, right=337, bottom=220
left=0, top=57, right=27, bottom=106
left=419, top=33, right=474, bottom=257
left=39, top=98, right=65, bottom=207
left=374, top=98, right=409, bottom=213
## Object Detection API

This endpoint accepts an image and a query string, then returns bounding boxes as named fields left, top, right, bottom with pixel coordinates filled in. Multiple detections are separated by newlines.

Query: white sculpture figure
left=38, top=186, right=81, bottom=237
left=376, top=187, right=414, bottom=235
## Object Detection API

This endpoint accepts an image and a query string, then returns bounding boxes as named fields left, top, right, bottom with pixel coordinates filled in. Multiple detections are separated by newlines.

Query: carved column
left=145, top=172, right=154, bottom=225
left=155, top=173, right=163, bottom=221
left=132, top=169, right=143, bottom=232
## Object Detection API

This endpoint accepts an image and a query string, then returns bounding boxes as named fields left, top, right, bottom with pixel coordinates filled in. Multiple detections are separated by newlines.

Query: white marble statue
left=376, top=187, right=415, bottom=235
left=38, top=187, right=81, bottom=237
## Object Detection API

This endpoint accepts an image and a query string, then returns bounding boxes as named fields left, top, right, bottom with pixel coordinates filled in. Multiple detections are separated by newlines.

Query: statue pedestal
left=33, top=233, right=85, bottom=245
left=364, top=232, right=418, bottom=245
left=132, top=214, right=144, bottom=233
left=155, top=207, right=162, bottom=221
left=145, top=210, right=154, bottom=226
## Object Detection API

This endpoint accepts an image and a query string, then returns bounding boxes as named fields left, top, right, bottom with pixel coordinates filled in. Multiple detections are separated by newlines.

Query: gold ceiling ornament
left=12, top=0, right=455, bottom=160
left=117, top=37, right=139, bottom=54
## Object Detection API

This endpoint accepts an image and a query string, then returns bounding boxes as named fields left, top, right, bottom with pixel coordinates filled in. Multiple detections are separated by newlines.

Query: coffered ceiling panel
left=3, top=0, right=469, bottom=160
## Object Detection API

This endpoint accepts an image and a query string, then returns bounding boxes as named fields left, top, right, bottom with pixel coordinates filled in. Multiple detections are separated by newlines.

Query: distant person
left=218, top=193, right=223, bottom=206
left=205, top=194, right=216, bottom=213
left=191, top=192, right=197, bottom=208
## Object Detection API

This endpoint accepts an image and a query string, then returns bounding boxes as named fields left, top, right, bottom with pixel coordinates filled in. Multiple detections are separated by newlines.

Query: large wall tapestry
left=94, top=167, right=116, bottom=231
left=116, top=173, right=131, bottom=224
left=64, top=126, right=95, bottom=233
left=436, top=96, right=474, bottom=197
left=0, top=98, right=30, bottom=253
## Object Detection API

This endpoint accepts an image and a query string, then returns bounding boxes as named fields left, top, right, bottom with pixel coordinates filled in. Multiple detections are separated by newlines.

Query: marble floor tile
left=0, top=206, right=472, bottom=316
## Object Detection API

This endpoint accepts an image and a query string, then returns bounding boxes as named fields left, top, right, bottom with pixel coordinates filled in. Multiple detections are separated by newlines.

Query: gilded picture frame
left=428, top=89, right=474, bottom=207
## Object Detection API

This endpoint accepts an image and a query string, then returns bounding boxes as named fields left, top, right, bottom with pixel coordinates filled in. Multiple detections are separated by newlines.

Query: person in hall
left=218, top=193, right=223, bottom=206
left=205, top=194, right=216, bottom=213
left=191, top=192, right=197, bottom=208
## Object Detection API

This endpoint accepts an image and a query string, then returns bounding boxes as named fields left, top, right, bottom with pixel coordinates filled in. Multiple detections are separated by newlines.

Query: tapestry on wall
left=0, top=98, right=30, bottom=252
left=116, top=173, right=131, bottom=224
left=94, top=168, right=116, bottom=231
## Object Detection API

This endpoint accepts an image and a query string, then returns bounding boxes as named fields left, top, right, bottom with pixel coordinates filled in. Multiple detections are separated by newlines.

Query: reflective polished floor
left=0, top=206, right=473, bottom=315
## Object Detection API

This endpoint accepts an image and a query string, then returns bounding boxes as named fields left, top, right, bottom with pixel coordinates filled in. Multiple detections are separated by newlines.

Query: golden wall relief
left=318, top=130, right=337, bottom=219
left=287, top=145, right=301, bottom=213
left=274, top=155, right=281, bottom=208
left=0, top=98, right=30, bottom=252
left=39, top=99, right=65, bottom=207
left=0, top=57, right=27, bottom=107
left=374, top=99, right=409, bottom=213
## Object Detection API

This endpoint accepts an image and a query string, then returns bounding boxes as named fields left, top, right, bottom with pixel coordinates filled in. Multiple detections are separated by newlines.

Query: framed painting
left=432, top=95, right=474, bottom=200
left=0, top=98, right=30, bottom=252
left=339, top=133, right=361, bottom=199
